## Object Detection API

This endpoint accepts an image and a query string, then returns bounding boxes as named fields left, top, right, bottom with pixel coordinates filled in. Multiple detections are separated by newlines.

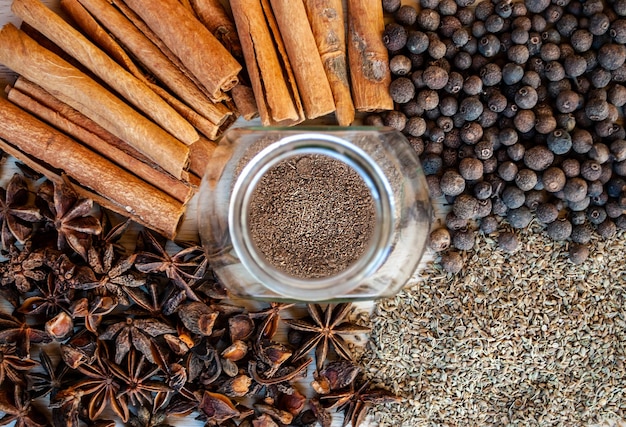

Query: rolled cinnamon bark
left=12, top=0, right=199, bottom=145
left=269, top=0, right=335, bottom=120
left=188, top=136, right=217, bottom=179
left=121, top=0, right=242, bottom=102
left=189, top=0, right=243, bottom=59
left=0, top=24, right=189, bottom=180
left=346, top=0, right=393, bottom=112
left=230, top=0, right=303, bottom=126
left=6, top=86, right=194, bottom=204
left=0, top=97, right=186, bottom=239
left=69, top=0, right=231, bottom=127
left=303, top=0, right=355, bottom=126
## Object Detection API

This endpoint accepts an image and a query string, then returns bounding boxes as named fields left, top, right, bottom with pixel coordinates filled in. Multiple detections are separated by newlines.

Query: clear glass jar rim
left=228, top=132, right=395, bottom=301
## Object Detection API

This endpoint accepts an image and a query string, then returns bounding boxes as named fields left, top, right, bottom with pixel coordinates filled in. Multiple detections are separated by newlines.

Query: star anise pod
left=0, top=174, right=42, bottom=250
left=284, top=304, right=370, bottom=371
left=128, top=406, right=173, bottom=427
left=17, top=272, right=74, bottom=319
left=321, top=379, right=399, bottom=427
left=0, top=344, right=37, bottom=387
left=72, top=342, right=129, bottom=422
left=36, top=178, right=102, bottom=261
left=134, top=230, right=204, bottom=301
left=0, top=244, right=47, bottom=294
left=0, top=385, right=48, bottom=427
left=99, top=315, right=176, bottom=364
left=109, top=349, right=169, bottom=407
left=77, top=245, right=145, bottom=305
left=49, top=385, right=83, bottom=427
left=126, top=280, right=186, bottom=319
left=0, top=313, right=51, bottom=359
left=28, top=350, right=69, bottom=399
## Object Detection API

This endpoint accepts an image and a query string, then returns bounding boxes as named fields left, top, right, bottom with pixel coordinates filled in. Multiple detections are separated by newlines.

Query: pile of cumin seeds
left=360, top=223, right=626, bottom=427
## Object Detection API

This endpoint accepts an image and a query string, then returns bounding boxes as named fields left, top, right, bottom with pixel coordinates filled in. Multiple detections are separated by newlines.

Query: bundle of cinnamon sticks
left=0, top=0, right=251, bottom=238
left=0, top=0, right=393, bottom=238
left=230, top=0, right=393, bottom=126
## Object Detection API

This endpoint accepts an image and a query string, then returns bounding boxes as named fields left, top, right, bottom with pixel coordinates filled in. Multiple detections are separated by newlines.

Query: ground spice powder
left=247, top=153, right=376, bottom=279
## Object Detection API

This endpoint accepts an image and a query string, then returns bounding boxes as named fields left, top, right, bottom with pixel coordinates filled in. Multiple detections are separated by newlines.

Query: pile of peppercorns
left=368, top=0, right=626, bottom=272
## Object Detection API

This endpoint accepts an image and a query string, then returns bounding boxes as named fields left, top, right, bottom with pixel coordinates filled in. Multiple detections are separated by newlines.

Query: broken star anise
left=284, top=304, right=370, bottom=371
left=0, top=173, right=42, bottom=250
left=28, top=350, right=69, bottom=399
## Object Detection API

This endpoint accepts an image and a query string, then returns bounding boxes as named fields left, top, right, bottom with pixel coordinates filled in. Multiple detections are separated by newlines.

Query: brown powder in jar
left=246, top=153, right=377, bottom=279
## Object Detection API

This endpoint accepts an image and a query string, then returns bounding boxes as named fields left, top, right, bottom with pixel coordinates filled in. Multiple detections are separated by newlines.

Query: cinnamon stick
left=188, top=136, right=217, bottom=179
left=12, top=0, right=199, bottom=145
left=0, top=97, right=185, bottom=239
left=12, top=77, right=156, bottom=169
left=268, top=0, right=335, bottom=120
left=230, top=83, right=258, bottom=121
left=346, top=0, right=393, bottom=112
left=69, top=0, right=232, bottom=127
left=6, top=86, right=194, bottom=204
left=0, top=24, right=189, bottom=180
left=303, top=0, right=355, bottom=126
left=189, top=0, right=243, bottom=59
left=121, top=0, right=242, bottom=102
left=230, top=0, right=303, bottom=126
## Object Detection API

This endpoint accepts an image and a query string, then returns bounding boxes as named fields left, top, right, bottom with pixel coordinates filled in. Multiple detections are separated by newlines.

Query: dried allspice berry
left=429, top=228, right=451, bottom=252
left=569, top=243, right=590, bottom=264
left=440, top=251, right=463, bottom=274
left=497, top=231, right=520, bottom=253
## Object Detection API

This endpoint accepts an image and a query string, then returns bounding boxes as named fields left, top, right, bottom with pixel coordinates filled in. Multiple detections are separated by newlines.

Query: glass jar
left=197, top=127, right=432, bottom=302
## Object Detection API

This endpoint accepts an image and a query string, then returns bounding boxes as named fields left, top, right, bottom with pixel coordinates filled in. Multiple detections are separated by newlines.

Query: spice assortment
left=0, top=172, right=397, bottom=426
left=369, top=0, right=626, bottom=271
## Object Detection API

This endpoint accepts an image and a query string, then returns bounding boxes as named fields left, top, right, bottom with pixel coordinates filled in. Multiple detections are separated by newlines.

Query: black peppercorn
left=429, top=228, right=451, bottom=252
left=440, top=170, right=466, bottom=196
left=422, top=66, right=449, bottom=90
left=561, top=158, right=580, bottom=178
left=389, top=77, right=415, bottom=104
left=589, top=143, right=611, bottom=164
left=554, top=90, right=580, bottom=115
left=515, top=169, right=538, bottom=191
left=568, top=243, right=589, bottom=264
left=459, top=96, right=484, bottom=121
left=596, top=219, right=617, bottom=239
left=406, top=31, right=429, bottom=55
left=502, top=185, right=526, bottom=209
left=416, top=89, right=439, bottom=111
left=536, top=202, right=560, bottom=223
left=418, top=8, right=441, bottom=31
left=480, top=215, right=499, bottom=234
left=542, top=166, right=567, bottom=192
left=571, top=29, right=594, bottom=53
left=440, top=251, right=463, bottom=274
left=426, top=174, right=443, bottom=198
left=383, top=23, right=407, bottom=52
left=395, top=5, right=418, bottom=26
left=382, top=0, right=401, bottom=13
left=563, top=177, right=589, bottom=203
left=524, top=145, right=554, bottom=171
left=458, top=157, right=483, bottom=181
left=389, top=55, right=412, bottom=76
left=478, top=34, right=501, bottom=57
left=452, top=229, right=476, bottom=250
left=453, top=194, right=479, bottom=219
left=546, top=218, right=572, bottom=240
left=506, top=206, right=533, bottom=228
left=514, top=110, right=536, bottom=133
